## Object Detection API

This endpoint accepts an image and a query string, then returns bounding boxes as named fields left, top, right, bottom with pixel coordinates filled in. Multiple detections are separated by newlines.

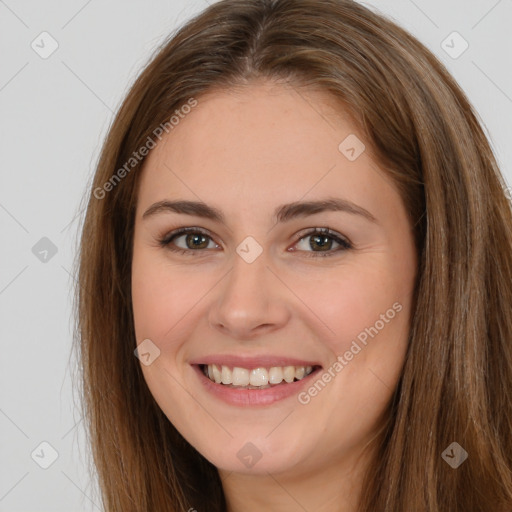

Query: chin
left=193, top=432, right=309, bottom=475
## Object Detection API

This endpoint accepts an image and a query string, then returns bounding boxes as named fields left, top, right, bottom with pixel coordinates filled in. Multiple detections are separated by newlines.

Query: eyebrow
left=142, top=197, right=378, bottom=224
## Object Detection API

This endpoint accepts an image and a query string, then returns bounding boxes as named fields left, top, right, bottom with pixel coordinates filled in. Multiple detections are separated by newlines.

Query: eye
left=292, top=228, right=352, bottom=257
left=158, top=227, right=220, bottom=255
left=158, top=227, right=352, bottom=257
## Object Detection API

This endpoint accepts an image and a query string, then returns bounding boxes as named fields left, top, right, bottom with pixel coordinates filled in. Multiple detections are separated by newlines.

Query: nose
left=207, top=250, right=291, bottom=341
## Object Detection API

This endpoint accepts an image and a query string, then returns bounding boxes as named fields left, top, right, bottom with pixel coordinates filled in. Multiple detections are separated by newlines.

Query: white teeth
left=232, top=367, right=250, bottom=386
left=221, top=365, right=232, bottom=384
left=283, top=366, right=295, bottom=383
left=268, top=366, right=284, bottom=384
left=212, top=364, right=222, bottom=384
left=249, top=367, right=269, bottom=386
left=204, top=364, right=315, bottom=388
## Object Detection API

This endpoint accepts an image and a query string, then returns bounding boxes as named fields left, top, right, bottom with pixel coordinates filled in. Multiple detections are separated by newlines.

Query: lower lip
left=192, top=365, right=323, bottom=407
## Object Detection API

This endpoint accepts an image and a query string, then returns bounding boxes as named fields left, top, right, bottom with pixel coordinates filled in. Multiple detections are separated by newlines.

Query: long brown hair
left=74, top=0, right=512, bottom=510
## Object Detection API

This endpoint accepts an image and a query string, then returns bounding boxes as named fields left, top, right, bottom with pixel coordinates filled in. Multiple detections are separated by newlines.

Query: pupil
left=187, top=233, right=208, bottom=249
left=311, top=234, right=331, bottom=251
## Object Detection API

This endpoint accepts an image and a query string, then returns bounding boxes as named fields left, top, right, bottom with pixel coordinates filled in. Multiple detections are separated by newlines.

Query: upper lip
left=190, top=355, right=322, bottom=370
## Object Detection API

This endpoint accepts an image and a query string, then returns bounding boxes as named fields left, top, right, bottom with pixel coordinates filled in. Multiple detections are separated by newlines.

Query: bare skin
left=131, top=80, right=417, bottom=511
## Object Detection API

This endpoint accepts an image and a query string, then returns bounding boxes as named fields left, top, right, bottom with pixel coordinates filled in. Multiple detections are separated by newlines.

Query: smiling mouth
left=200, top=364, right=320, bottom=389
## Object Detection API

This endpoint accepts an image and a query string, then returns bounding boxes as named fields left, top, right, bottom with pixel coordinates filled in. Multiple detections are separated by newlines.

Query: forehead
left=136, top=81, right=395, bottom=218
left=147, top=82, right=359, bottom=166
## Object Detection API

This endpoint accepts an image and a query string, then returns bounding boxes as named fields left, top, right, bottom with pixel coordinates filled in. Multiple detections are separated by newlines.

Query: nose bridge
left=207, top=241, right=289, bottom=338
left=221, top=244, right=271, bottom=312
left=223, top=231, right=271, bottom=296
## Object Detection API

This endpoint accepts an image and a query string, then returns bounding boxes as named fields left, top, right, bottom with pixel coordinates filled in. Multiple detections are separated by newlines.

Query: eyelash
left=157, top=227, right=352, bottom=258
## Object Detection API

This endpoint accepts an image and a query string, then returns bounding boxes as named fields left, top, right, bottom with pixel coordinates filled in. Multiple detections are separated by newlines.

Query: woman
left=75, top=0, right=512, bottom=510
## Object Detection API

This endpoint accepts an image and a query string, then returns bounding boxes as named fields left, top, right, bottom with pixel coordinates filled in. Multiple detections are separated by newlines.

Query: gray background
left=1, top=0, right=511, bottom=510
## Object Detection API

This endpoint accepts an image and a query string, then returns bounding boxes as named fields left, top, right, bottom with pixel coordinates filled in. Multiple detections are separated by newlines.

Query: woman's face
left=131, top=81, right=417, bottom=478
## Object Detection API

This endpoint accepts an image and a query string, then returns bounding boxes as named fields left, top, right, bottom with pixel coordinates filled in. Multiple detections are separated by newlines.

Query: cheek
left=292, top=259, right=412, bottom=423
left=294, top=263, right=407, bottom=355
left=131, top=262, right=168, bottom=343
left=131, top=250, right=204, bottom=344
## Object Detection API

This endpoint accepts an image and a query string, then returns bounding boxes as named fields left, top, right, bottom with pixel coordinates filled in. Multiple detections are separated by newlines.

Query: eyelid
left=294, top=227, right=351, bottom=246
left=160, top=226, right=216, bottom=246
left=158, top=226, right=352, bottom=256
